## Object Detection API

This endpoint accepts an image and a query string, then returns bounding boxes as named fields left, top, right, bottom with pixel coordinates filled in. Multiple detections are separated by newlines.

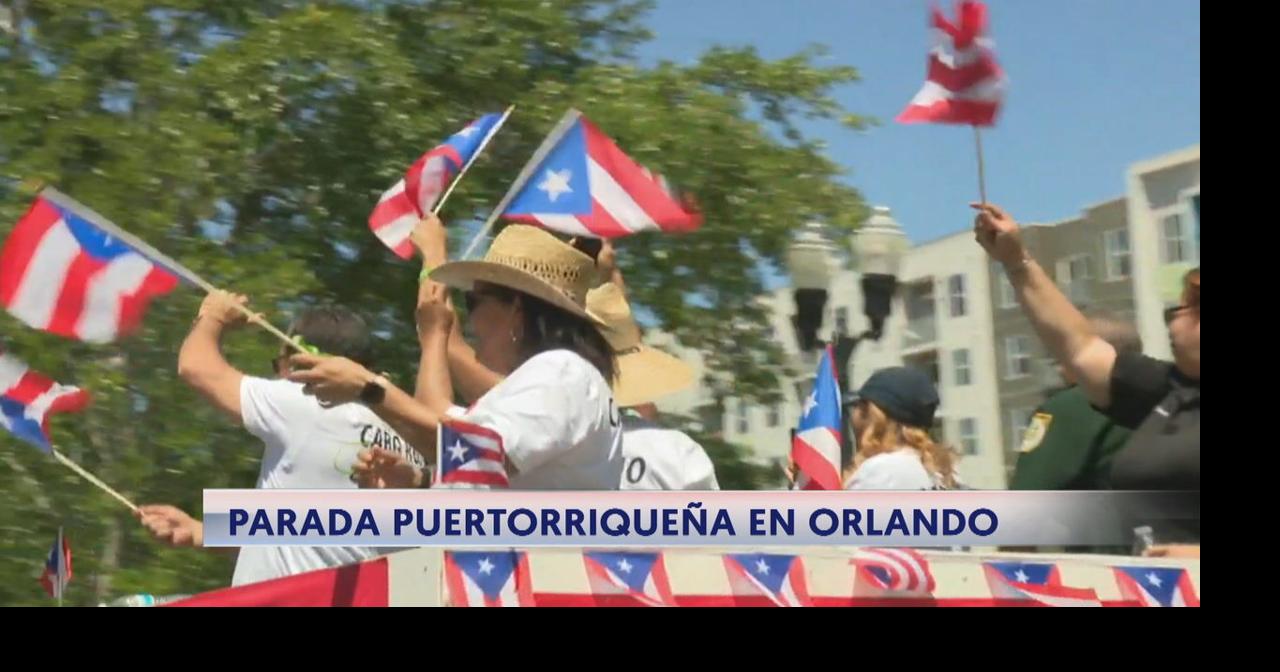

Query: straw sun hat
left=586, top=281, right=695, bottom=408
left=429, top=224, right=603, bottom=325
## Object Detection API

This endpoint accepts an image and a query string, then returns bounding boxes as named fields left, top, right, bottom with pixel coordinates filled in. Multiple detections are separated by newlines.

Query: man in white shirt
left=137, top=291, right=422, bottom=586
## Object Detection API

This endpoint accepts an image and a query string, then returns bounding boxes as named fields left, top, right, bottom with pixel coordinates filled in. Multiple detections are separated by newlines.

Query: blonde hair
left=844, top=401, right=958, bottom=488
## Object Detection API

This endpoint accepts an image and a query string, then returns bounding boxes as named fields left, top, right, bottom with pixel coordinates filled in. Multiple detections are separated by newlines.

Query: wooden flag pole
left=973, top=126, right=988, bottom=204
left=51, top=449, right=139, bottom=512
left=460, top=108, right=583, bottom=260
left=430, top=106, right=515, bottom=217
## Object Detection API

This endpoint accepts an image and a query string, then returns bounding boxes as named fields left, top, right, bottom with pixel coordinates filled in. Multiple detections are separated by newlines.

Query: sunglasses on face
left=463, top=289, right=510, bottom=313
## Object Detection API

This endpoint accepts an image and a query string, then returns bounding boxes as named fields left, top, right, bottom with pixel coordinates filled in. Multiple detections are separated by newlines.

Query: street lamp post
left=786, top=206, right=908, bottom=463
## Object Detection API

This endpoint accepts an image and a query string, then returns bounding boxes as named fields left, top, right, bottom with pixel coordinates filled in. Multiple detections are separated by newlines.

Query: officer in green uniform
left=1010, top=313, right=1143, bottom=490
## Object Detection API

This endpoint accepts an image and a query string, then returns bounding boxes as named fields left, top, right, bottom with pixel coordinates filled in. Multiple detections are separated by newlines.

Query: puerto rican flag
left=790, top=345, right=842, bottom=490
left=39, top=528, right=73, bottom=600
left=723, top=553, right=812, bottom=607
left=1113, top=566, right=1200, bottom=607
left=852, top=548, right=937, bottom=596
left=369, top=113, right=506, bottom=258
left=444, top=550, right=534, bottom=607
left=583, top=551, right=676, bottom=607
left=0, top=194, right=180, bottom=342
left=897, top=1, right=1007, bottom=126
left=983, top=561, right=1102, bottom=607
left=436, top=419, right=509, bottom=488
left=501, top=109, right=701, bottom=239
left=1, top=349, right=90, bottom=452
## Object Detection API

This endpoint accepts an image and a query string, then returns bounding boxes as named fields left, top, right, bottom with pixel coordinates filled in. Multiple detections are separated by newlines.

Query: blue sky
left=638, top=0, right=1200, bottom=244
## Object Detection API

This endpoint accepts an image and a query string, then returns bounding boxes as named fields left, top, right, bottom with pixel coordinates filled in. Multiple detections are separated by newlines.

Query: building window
left=1008, top=408, right=1034, bottom=454
left=736, top=399, right=749, bottom=434
left=1162, top=213, right=1190, bottom=263
left=1058, top=254, right=1093, bottom=283
left=948, top=274, right=967, bottom=318
left=995, top=263, right=1017, bottom=308
left=952, top=349, right=972, bottom=386
left=958, top=418, right=979, bottom=456
left=1104, top=229, right=1131, bottom=280
left=767, top=404, right=781, bottom=428
left=1189, top=194, right=1200, bottom=247
left=1004, top=335, right=1032, bottom=379
left=835, top=307, right=848, bottom=335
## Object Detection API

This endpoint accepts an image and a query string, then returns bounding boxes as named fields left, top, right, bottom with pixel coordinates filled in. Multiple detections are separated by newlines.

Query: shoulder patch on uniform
left=1019, top=413, right=1053, bottom=453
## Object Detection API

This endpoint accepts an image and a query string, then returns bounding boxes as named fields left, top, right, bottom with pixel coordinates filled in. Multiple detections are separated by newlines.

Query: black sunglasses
left=463, top=288, right=511, bottom=313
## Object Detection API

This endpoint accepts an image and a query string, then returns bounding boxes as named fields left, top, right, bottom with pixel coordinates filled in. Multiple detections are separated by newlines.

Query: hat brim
left=430, top=260, right=604, bottom=326
left=613, top=345, right=696, bottom=407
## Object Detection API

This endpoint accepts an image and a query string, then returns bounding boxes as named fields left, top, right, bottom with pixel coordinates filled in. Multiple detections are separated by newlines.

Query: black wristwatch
left=359, top=374, right=389, bottom=406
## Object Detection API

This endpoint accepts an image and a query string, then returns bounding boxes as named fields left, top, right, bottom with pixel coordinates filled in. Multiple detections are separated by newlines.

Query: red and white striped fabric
left=897, top=1, right=1006, bottom=127
left=444, top=550, right=535, bottom=607
left=0, top=195, right=180, bottom=343
left=436, top=419, right=509, bottom=488
left=367, top=180, right=419, bottom=259
left=1, top=349, right=90, bottom=452
left=501, top=110, right=701, bottom=239
left=853, top=548, right=937, bottom=596
left=368, top=114, right=507, bottom=259
left=791, top=346, right=843, bottom=491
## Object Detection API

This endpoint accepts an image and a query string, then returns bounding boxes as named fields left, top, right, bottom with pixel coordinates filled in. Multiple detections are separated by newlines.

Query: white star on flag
left=1146, top=572, right=1162, bottom=587
left=754, top=559, right=771, bottom=575
left=448, top=440, right=469, bottom=463
left=1014, top=570, right=1029, bottom=583
left=537, top=168, right=573, bottom=202
left=478, top=557, right=495, bottom=575
left=456, top=124, right=480, bottom=138
left=616, top=559, right=633, bottom=574
left=802, top=392, right=818, bottom=418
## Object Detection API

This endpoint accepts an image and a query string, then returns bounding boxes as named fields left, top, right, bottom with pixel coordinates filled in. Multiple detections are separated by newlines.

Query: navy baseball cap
left=846, top=366, right=939, bottom=429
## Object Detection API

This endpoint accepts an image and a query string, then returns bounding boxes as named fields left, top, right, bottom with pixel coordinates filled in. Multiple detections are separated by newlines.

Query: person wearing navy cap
left=842, top=367, right=958, bottom=490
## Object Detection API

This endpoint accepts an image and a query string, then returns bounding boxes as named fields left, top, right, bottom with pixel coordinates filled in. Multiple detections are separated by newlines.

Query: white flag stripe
left=796, top=427, right=841, bottom=465
left=461, top=574, right=486, bottom=606
left=377, top=180, right=407, bottom=204
left=0, top=355, right=30, bottom=392
left=872, top=549, right=928, bottom=590
left=22, top=382, right=80, bottom=423
left=587, top=157, right=655, bottom=234
left=373, top=212, right=418, bottom=248
left=906, top=78, right=1005, bottom=107
left=456, top=460, right=507, bottom=476
left=1033, top=591, right=1102, bottom=608
left=736, top=570, right=787, bottom=607
left=458, top=431, right=501, bottom=452
left=532, top=214, right=595, bottom=238
left=929, top=30, right=996, bottom=67
left=75, top=254, right=154, bottom=342
left=9, top=222, right=79, bottom=330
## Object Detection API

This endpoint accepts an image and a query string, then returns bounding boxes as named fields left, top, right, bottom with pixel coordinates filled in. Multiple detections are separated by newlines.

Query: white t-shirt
left=618, top=415, right=719, bottom=490
left=457, top=349, right=623, bottom=490
left=844, top=448, right=943, bottom=490
left=232, top=377, right=423, bottom=587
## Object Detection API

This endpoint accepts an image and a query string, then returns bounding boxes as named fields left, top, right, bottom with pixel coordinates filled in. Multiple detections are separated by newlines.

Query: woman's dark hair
left=481, top=285, right=616, bottom=382
left=287, top=306, right=375, bottom=368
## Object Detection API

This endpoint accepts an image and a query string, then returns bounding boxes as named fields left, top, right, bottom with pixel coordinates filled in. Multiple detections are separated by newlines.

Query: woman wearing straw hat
left=288, top=223, right=624, bottom=490
left=351, top=232, right=717, bottom=491
left=586, top=281, right=719, bottom=490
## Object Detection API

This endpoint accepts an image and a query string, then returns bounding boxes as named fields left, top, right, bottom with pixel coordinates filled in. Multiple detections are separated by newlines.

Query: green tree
left=0, top=0, right=864, bottom=604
